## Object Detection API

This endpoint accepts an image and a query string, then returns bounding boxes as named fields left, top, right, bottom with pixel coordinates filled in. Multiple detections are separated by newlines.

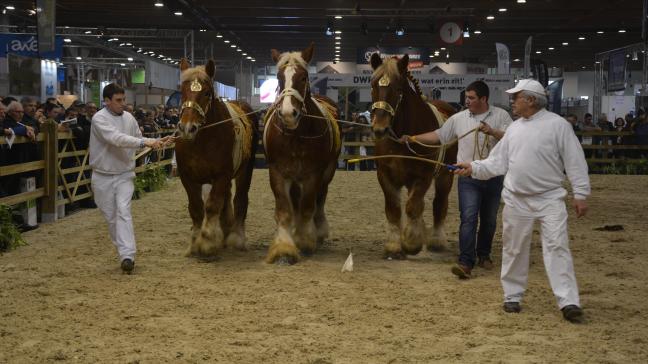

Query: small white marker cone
left=341, top=252, right=354, bottom=272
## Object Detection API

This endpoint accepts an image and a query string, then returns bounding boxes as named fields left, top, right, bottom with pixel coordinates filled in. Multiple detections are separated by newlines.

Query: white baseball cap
left=506, top=79, right=546, bottom=96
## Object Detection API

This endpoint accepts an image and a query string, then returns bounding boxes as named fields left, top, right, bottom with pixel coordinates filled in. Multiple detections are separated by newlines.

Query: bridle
left=273, top=65, right=310, bottom=117
left=370, top=74, right=403, bottom=123
left=179, top=77, right=213, bottom=127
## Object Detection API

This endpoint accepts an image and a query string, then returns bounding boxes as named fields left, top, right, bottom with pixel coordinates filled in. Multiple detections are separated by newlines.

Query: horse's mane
left=371, top=57, right=423, bottom=97
left=180, top=65, right=210, bottom=83
left=276, top=51, right=308, bottom=69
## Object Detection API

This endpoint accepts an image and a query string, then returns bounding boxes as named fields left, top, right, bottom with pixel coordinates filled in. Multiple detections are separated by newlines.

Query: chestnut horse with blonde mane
left=175, top=58, right=258, bottom=258
left=370, top=53, right=458, bottom=259
left=264, top=43, right=341, bottom=264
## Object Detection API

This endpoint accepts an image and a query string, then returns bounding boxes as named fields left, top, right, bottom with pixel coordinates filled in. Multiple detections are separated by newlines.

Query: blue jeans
left=457, top=175, right=504, bottom=268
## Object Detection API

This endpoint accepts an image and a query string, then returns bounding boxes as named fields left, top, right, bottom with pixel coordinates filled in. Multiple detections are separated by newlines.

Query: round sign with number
left=440, top=22, right=462, bottom=44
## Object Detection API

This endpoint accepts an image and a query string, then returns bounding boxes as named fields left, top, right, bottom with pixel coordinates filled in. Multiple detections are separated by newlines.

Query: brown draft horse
left=264, top=43, right=341, bottom=264
left=175, top=58, right=258, bottom=258
left=370, top=53, right=458, bottom=259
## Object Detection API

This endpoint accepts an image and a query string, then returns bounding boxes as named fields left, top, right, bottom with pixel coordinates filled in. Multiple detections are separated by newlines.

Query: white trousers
left=501, top=190, right=580, bottom=309
left=92, top=171, right=136, bottom=262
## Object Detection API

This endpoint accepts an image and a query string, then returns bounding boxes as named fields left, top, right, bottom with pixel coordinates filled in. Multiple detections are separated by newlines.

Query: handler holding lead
left=89, top=83, right=173, bottom=274
left=452, top=79, right=590, bottom=323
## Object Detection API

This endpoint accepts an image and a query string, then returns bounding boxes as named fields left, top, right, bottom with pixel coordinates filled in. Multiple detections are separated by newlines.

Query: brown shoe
left=478, top=256, right=494, bottom=270
left=451, top=263, right=472, bottom=279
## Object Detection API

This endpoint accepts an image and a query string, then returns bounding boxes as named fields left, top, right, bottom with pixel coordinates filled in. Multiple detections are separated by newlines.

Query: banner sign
left=0, top=34, right=63, bottom=60
left=495, top=43, right=510, bottom=74
left=309, top=74, right=514, bottom=105
left=357, top=46, right=430, bottom=66
left=36, top=0, right=56, bottom=54
left=546, top=79, right=564, bottom=114
left=608, top=50, right=627, bottom=92
left=524, top=36, right=533, bottom=77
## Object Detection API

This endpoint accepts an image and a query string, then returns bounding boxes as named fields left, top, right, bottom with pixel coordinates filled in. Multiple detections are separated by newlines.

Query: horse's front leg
left=378, top=169, right=404, bottom=259
left=180, top=176, right=204, bottom=257
left=403, top=177, right=433, bottom=255
left=429, top=169, right=454, bottom=251
left=294, top=176, right=319, bottom=256
left=266, top=167, right=300, bottom=265
left=194, top=177, right=230, bottom=258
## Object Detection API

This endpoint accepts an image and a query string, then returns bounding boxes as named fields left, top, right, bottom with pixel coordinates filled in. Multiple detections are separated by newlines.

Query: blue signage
left=357, top=46, right=430, bottom=65
left=0, top=34, right=63, bottom=60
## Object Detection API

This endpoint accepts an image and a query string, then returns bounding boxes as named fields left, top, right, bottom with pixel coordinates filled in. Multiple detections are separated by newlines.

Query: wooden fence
left=1, top=127, right=647, bottom=223
left=0, top=122, right=174, bottom=222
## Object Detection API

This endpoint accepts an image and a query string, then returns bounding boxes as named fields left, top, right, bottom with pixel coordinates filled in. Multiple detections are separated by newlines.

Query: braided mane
left=406, top=71, right=422, bottom=96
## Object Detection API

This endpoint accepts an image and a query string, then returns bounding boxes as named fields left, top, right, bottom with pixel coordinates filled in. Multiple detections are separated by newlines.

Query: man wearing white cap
left=452, top=79, right=590, bottom=323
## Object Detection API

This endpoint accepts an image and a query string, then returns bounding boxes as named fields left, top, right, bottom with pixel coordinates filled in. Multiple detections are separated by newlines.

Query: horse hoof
left=275, top=256, right=296, bottom=266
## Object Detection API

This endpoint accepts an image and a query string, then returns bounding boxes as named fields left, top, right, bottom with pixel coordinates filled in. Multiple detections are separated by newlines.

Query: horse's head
left=271, top=43, right=314, bottom=130
left=177, top=58, right=216, bottom=140
left=369, top=53, right=409, bottom=140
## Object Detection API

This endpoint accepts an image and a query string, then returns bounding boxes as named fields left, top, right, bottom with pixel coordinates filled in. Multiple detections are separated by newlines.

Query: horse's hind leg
left=194, top=177, right=229, bottom=258
left=314, top=162, right=336, bottom=246
left=180, top=177, right=204, bottom=257
left=266, top=167, right=300, bottom=264
left=227, top=160, right=254, bottom=251
left=378, top=169, right=404, bottom=259
left=294, top=176, right=319, bottom=256
left=402, top=177, right=432, bottom=256
left=429, top=169, right=454, bottom=251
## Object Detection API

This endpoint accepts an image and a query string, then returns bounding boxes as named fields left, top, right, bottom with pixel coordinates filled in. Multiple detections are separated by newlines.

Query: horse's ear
left=271, top=49, right=281, bottom=63
left=301, top=42, right=314, bottom=64
left=205, top=59, right=216, bottom=79
left=180, top=58, right=190, bottom=71
left=397, top=54, right=409, bottom=74
left=370, top=52, right=382, bottom=70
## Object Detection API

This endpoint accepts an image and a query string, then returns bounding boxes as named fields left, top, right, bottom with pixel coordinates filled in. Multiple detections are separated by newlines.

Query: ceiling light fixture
left=154, top=2, right=164, bottom=7
left=128, top=57, right=133, bottom=61
left=517, top=0, right=526, bottom=3
left=174, top=11, right=182, bottom=16
left=486, top=15, right=495, bottom=20
left=216, top=33, right=223, bottom=38
left=335, top=36, right=341, bottom=40
left=84, top=30, right=92, bottom=34
left=75, top=56, right=82, bottom=60
left=474, top=30, right=482, bottom=34
left=335, top=15, right=342, bottom=19
left=548, top=47, right=554, bottom=50
left=120, top=63, right=126, bottom=66
left=224, top=40, right=230, bottom=43
left=335, top=30, right=342, bottom=34
left=63, top=38, right=71, bottom=43
left=578, top=36, right=585, bottom=40
left=5, top=6, right=15, bottom=10
left=597, top=31, right=604, bottom=34
left=463, top=23, right=470, bottom=38
left=513, top=58, right=521, bottom=62
left=618, top=29, right=626, bottom=33
left=230, top=44, right=236, bottom=48
left=536, top=51, right=542, bottom=54
left=499, top=8, right=507, bottom=12
left=395, top=26, right=405, bottom=36
left=562, top=42, right=569, bottom=45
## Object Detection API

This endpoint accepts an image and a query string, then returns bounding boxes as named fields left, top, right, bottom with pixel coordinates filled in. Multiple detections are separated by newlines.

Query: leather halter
left=370, top=74, right=403, bottom=117
left=180, top=78, right=212, bottom=124
left=274, top=64, right=310, bottom=116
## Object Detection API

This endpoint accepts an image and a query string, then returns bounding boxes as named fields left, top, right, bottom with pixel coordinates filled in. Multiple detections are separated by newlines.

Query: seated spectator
left=633, top=110, right=648, bottom=159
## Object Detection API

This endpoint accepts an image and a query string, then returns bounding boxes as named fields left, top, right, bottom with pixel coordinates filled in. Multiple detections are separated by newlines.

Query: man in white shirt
left=89, top=83, right=169, bottom=274
left=407, top=81, right=512, bottom=279
left=453, top=79, right=590, bottom=323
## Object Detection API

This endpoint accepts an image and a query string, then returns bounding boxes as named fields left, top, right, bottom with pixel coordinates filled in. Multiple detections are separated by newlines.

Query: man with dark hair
left=89, top=83, right=172, bottom=274
left=453, top=79, right=589, bottom=323
left=405, top=80, right=513, bottom=278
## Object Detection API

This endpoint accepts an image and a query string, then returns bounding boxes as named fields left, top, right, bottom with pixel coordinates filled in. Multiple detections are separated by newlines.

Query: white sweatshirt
left=89, top=108, right=153, bottom=174
left=471, top=109, right=590, bottom=200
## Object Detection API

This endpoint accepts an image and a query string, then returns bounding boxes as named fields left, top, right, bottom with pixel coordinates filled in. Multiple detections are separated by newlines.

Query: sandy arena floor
left=1, top=170, right=647, bottom=363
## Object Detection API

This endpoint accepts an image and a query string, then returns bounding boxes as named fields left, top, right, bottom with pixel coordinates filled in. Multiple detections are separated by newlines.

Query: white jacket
left=89, top=108, right=153, bottom=174
left=471, top=109, right=590, bottom=200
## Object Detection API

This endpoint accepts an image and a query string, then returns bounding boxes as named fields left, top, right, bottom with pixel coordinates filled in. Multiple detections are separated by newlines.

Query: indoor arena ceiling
left=2, top=0, right=644, bottom=72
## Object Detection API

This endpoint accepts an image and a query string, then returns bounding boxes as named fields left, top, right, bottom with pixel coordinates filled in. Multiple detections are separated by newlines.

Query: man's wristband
left=139, top=139, right=145, bottom=148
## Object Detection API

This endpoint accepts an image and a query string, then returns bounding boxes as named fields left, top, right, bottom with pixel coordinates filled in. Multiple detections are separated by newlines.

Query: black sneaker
left=503, top=301, right=521, bottom=313
left=561, top=305, right=584, bottom=323
left=121, top=259, right=134, bottom=274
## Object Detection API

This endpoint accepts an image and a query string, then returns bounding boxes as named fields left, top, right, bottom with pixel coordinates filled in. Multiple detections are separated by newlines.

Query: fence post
left=41, top=120, right=58, bottom=222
